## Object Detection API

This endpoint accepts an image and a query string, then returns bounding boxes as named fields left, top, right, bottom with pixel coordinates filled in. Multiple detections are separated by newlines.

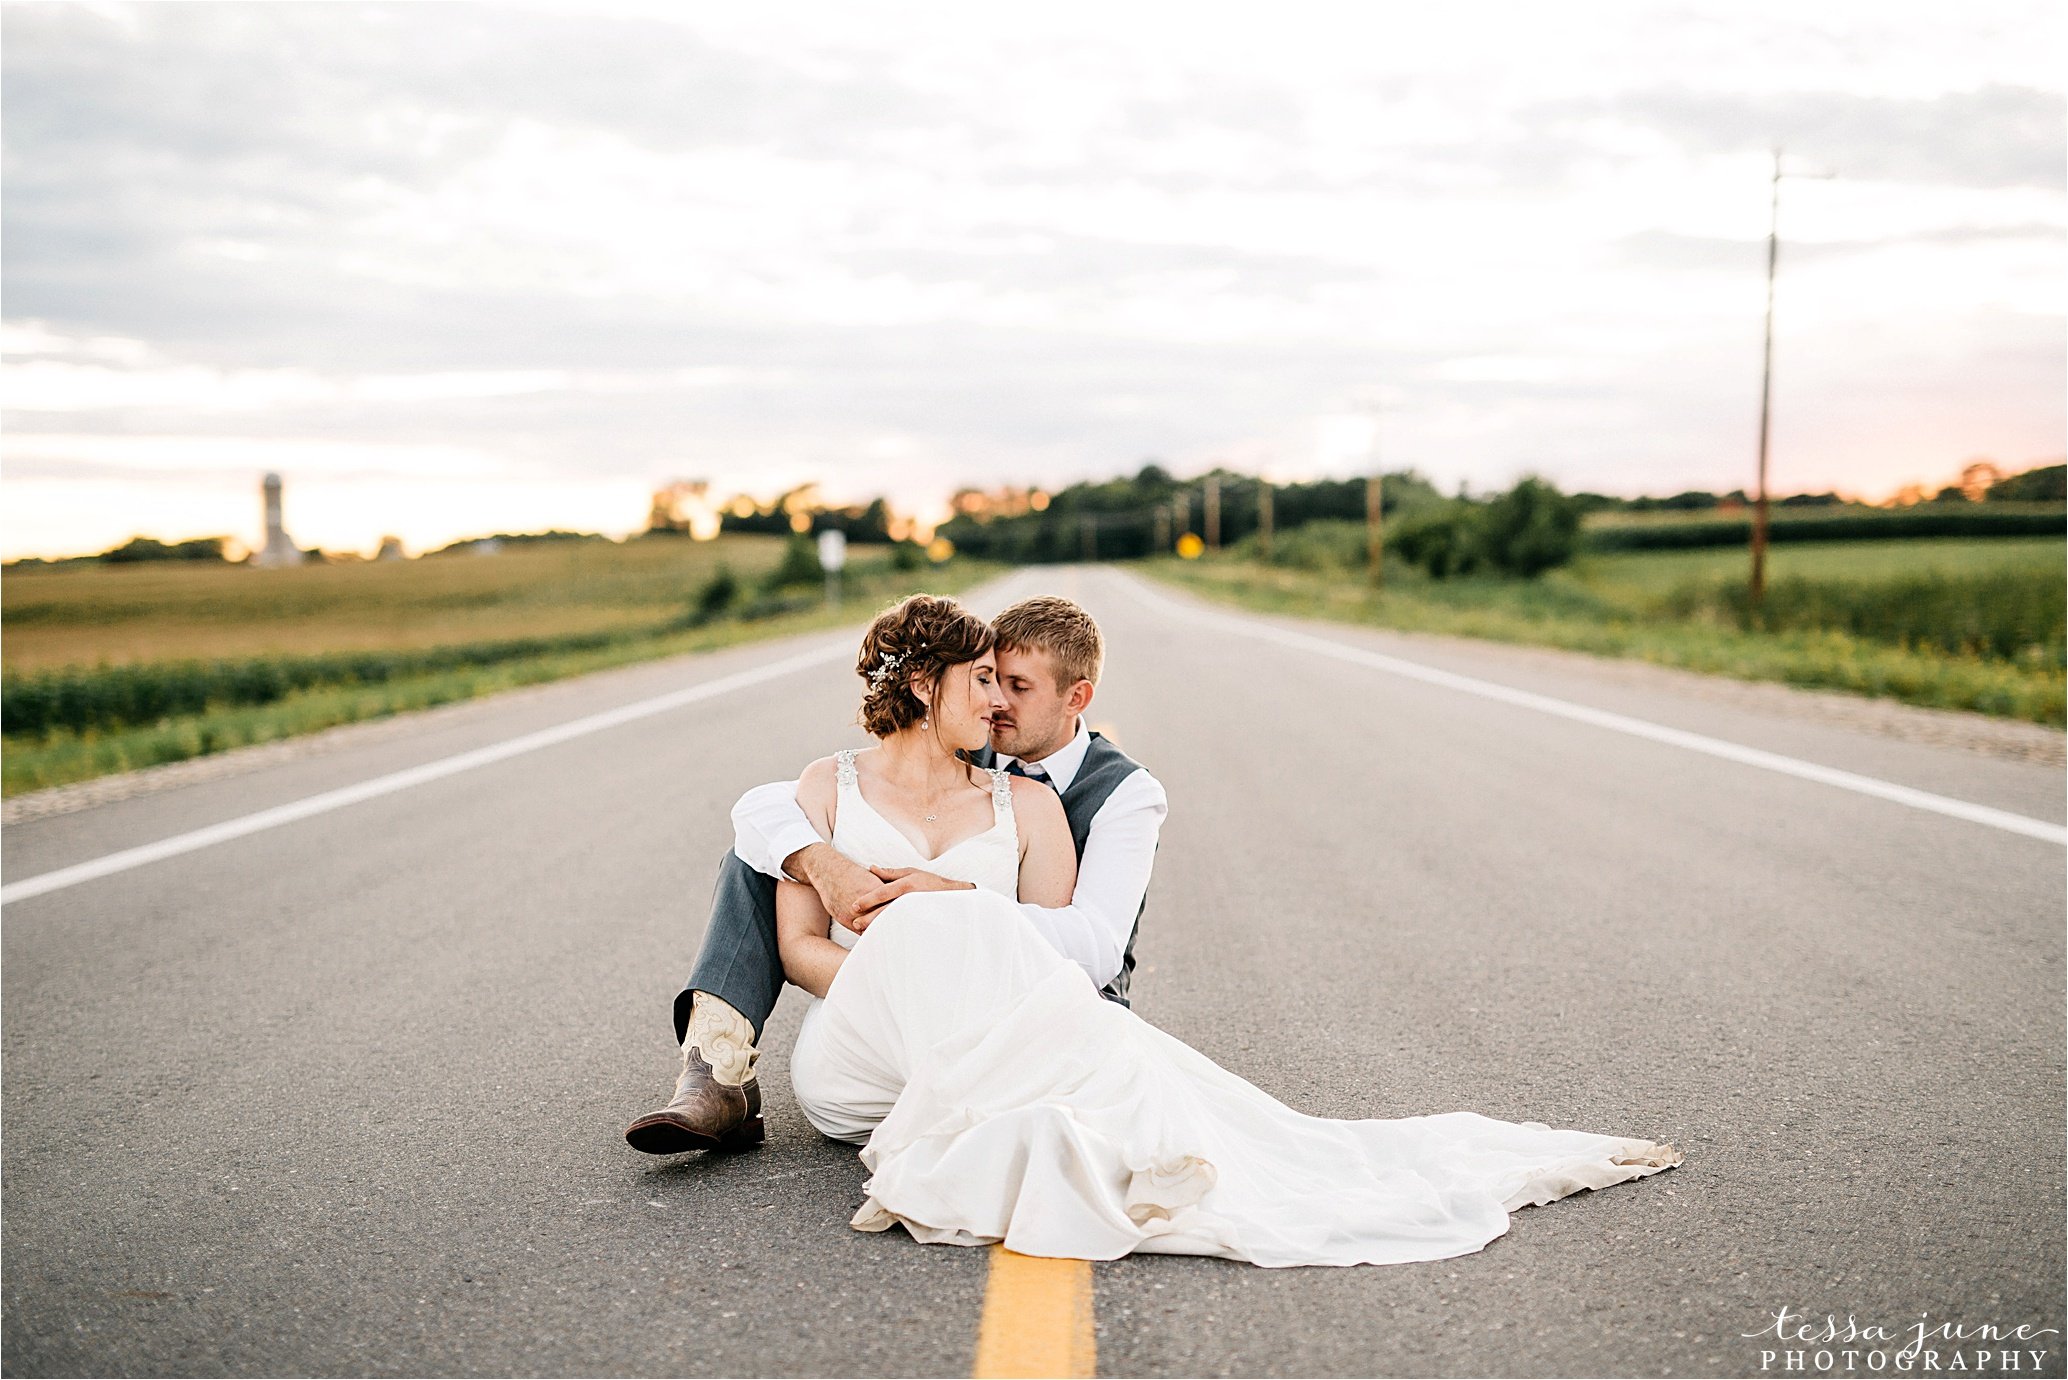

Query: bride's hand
left=850, top=866, right=976, bottom=932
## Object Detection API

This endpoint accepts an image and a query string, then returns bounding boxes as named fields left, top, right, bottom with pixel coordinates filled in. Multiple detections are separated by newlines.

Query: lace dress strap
left=989, top=766, right=1014, bottom=821
left=836, top=749, right=860, bottom=791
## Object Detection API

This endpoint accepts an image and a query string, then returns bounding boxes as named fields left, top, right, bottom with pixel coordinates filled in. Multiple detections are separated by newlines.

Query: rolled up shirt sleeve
left=730, top=779, right=825, bottom=883
left=1014, top=768, right=1168, bottom=991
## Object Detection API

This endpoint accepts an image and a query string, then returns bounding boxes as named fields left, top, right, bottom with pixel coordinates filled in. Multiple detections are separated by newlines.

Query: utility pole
left=1152, top=505, right=1170, bottom=555
left=1204, top=475, right=1221, bottom=551
left=1173, top=490, right=1190, bottom=537
left=1365, top=474, right=1384, bottom=584
left=1750, top=146, right=1833, bottom=606
left=1257, top=477, right=1274, bottom=563
left=1364, top=404, right=1384, bottom=585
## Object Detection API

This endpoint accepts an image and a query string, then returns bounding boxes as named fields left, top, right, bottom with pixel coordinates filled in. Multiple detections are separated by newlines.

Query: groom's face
left=989, top=643, right=1088, bottom=762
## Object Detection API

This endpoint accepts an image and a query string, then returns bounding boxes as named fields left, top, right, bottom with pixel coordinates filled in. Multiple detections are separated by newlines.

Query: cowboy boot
left=624, top=992, right=764, bottom=1154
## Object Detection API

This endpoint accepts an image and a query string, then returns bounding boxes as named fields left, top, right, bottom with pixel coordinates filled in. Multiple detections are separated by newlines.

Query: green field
left=1576, top=535, right=2061, bottom=586
left=1148, top=534, right=2066, bottom=727
left=2, top=533, right=792, bottom=670
left=1, top=536, right=992, bottom=797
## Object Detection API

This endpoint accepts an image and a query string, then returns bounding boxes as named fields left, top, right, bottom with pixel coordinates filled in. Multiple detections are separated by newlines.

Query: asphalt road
left=5, top=564, right=2063, bottom=1378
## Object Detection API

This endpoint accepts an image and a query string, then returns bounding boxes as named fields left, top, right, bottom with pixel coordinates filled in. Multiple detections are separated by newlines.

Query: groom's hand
left=850, top=866, right=976, bottom=931
left=789, top=843, right=895, bottom=935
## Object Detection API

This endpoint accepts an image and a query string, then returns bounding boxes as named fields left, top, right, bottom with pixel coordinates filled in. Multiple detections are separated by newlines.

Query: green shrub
left=1390, top=502, right=1486, bottom=578
left=697, top=563, right=740, bottom=619
left=1477, top=475, right=1582, bottom=577
left=1233, top=519, right=1369, bottom=572
left=763, top=534, right=824, bottom=590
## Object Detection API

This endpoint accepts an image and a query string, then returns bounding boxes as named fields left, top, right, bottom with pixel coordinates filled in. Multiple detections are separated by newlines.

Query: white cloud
left=1, top=0, right=2060, bottom=556
left=3, top=433, right=521, bottom=479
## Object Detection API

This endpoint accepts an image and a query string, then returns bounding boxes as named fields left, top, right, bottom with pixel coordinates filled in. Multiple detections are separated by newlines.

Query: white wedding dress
left=787, top=748, right=1682, bottom=1267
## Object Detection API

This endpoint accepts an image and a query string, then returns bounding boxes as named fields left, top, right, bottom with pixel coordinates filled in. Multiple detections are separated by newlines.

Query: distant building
left=252, top=472, right=302, bottom=568
left=375, top=535, right=407, bottom=561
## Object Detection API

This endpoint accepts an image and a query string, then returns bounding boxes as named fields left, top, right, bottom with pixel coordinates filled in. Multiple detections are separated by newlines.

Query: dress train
left=794, top=888, right=1680, bottom=1268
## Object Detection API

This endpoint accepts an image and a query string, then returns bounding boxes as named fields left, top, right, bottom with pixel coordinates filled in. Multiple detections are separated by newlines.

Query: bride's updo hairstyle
left=855, top=594, right=995, bottom=738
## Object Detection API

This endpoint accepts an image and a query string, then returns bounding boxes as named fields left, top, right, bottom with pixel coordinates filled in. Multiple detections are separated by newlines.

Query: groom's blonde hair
left=992, top=596, right=1103, bottom=690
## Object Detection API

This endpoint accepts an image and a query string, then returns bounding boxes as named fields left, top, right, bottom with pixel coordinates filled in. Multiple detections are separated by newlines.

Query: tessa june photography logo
left=1745, top=1306, right=2062, bottom=1373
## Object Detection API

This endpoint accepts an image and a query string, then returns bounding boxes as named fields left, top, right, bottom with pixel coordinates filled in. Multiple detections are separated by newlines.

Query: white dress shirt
left=729, top=718, right=1168, bottom=992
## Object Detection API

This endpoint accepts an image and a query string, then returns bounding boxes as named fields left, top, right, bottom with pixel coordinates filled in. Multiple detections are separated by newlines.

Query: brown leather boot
left=625, top=992, right=764, bottom=1155
left=623, top=1046, right=764, bottom=1155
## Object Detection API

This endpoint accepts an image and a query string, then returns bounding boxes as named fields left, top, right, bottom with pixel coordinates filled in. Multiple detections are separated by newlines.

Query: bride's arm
left=773, top=758, right=849, bottom=1000
left=777, top=881, right=847, bottom=1000
left=1011, top=776, right=1078, bottom=908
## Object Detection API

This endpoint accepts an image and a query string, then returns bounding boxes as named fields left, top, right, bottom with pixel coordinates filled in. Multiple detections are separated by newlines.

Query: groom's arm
left=730, top=778, right=892, bottom=933
left=1013, top=770, right=1167, bottom=990
left=730, top=780, right=824, bottom=883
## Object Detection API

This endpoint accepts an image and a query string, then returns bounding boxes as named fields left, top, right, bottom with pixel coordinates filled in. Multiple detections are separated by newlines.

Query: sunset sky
left=2, top=0, right=2061, bottom=560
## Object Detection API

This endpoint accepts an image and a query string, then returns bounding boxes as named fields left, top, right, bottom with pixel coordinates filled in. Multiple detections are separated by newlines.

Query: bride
left=774, top=594, right=1681, bottom=1267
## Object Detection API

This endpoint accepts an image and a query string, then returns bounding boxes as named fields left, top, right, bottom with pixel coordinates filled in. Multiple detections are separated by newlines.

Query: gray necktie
left=1005, top=760, right=1053, bottom=788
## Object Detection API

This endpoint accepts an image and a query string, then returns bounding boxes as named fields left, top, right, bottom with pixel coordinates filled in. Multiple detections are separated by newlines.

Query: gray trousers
left=673, top=851, right=785, bottom=1046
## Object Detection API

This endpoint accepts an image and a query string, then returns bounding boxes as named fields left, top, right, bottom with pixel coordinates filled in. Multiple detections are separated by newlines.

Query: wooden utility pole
left=1257, top=478, right=1274, bottom=562
left=1751, top=149, right=1781, bottom=605
left=1365, top=473, right=1384, bottom=584
left=1152, top=505, right=1170, bottom=555
left=1358, top=400, right=1385, bottom=585
left=1174, top=490, right=1190, bottom=537
left=1750, top=147, right=1832, bottom=606
left=1204, top=476, right=1221, bottom=551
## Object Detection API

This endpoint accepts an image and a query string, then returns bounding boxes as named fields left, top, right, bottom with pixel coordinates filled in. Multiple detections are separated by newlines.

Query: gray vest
left=971, top=731, right=1152, bottom=1008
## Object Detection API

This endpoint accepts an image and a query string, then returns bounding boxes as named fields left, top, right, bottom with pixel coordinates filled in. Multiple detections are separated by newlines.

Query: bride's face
left=914, top=653, right=1006, bottom=753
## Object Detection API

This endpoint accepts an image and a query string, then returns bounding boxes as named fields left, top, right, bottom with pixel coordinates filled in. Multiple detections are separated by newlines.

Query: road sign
left=817, top=529, right=847, bottom=572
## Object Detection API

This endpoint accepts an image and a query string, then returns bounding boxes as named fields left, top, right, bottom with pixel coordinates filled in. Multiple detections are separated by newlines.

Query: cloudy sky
left=2, top=0, right=2061, bottom=559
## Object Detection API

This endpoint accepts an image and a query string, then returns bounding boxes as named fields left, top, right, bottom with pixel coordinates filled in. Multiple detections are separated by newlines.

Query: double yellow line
left=972, top=1245, right=1096, bottom=1378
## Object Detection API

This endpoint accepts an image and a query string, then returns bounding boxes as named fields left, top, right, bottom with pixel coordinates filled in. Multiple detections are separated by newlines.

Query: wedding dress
left=787, top=748, right=1681, bottom=1267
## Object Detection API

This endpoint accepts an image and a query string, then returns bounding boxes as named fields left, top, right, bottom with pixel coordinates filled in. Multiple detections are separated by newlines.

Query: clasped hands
left=791, top=841, right=975, bottom=934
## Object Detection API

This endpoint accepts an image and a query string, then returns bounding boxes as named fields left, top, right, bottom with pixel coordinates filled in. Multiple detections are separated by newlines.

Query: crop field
left=1, top=536, right=985, bottom=796
left=2, top=533, right=791, bottom=671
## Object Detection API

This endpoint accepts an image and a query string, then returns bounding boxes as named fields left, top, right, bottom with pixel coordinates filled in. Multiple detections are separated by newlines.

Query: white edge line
left=1118, top=570, right=2067, bottom=847
left=1, top=639, right=853, bottom=906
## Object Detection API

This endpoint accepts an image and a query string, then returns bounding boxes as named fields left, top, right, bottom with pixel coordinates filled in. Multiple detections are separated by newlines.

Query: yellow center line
left=972, top=1245, right=1096, bottom=1378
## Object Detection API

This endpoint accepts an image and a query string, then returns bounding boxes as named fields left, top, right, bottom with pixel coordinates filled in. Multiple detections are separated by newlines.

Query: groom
left=625, top=595, right=1169, bottom=1154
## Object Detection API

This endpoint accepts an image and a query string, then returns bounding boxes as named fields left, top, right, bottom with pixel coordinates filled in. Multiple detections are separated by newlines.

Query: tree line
left=938, top=461, right=2064, bottom=579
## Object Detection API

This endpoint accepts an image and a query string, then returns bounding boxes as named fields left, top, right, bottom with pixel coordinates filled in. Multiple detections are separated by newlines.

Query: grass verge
left=1142, top=552, right=2065, bottom=729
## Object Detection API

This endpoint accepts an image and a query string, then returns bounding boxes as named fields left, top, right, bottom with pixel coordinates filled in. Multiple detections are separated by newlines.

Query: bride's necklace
left=878, top=748, right=960, bottom=824
left=915, top=782, right=955, bottom=823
